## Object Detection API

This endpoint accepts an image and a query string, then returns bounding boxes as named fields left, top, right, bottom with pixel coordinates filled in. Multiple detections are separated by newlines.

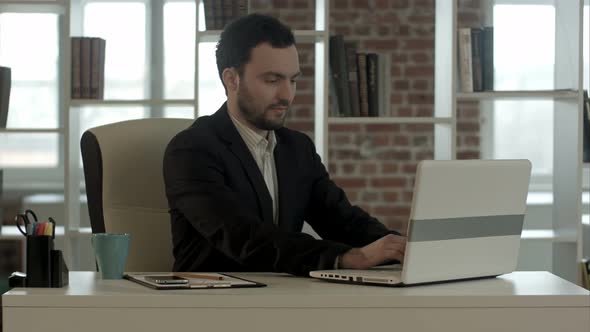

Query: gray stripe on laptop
left=408, top=215, right=524, bottom=242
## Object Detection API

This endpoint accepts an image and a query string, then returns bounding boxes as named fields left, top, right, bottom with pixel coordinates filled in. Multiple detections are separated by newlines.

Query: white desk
left=2, top=271, right=589, bottom=332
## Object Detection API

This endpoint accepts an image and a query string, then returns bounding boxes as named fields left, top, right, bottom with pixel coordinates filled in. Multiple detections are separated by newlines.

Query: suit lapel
left=274, top=133, right=295, bottom=231
left=212, top=104, right=274, bottom=225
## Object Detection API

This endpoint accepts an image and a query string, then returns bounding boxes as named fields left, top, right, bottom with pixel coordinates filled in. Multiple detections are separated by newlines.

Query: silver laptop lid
left=402, top=159, right=531, bottom=284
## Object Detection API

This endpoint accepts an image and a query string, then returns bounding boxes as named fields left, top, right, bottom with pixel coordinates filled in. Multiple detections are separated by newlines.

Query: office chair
left=81, top=118, right=193, bottom=272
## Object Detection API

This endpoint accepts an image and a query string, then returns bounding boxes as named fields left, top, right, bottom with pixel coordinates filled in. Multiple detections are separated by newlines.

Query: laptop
left=310, top=159, right=532, bottom=286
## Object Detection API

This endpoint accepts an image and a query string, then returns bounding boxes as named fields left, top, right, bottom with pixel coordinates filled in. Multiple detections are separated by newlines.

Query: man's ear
left=222, top=68, right=239, bottom=92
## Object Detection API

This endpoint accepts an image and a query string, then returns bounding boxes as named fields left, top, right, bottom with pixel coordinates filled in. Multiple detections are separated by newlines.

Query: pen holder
left=26, top=235, right=54, bottom=287
left=25, top=236, right=69, bottom=288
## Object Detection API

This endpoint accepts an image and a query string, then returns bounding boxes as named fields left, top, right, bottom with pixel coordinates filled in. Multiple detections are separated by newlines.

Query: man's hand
left=339, top=234, right=406, bottom=269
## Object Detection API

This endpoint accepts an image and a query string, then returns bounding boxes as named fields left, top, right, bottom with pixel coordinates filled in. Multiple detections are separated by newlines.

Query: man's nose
left=277, top=80, right=295, bottom=101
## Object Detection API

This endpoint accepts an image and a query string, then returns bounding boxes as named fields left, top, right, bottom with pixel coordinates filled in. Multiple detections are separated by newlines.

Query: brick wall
left=250, top=0, right=484, bottom=233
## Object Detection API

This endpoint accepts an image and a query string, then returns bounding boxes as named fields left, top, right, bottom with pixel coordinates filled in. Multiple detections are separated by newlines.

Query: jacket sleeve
left=163, top=130, right=351, bottom=276
left=299, top=134, right=399, bottom=247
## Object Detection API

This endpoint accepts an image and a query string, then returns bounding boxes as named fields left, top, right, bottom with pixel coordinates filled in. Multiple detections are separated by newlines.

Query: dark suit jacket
left=163, top=103, right=393, bottom=276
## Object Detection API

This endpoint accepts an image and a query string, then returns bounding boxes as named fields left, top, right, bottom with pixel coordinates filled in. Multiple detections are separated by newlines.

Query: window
left=0, top=12, right=60, bottom=168
left=486, top=3, right=589, bottom=189
left=490, top=5, right=555, bottom=177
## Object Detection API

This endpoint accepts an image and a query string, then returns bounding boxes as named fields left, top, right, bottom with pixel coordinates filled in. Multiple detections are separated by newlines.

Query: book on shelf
left=79, top=37, right=92, bottom=98
left=366, top=53, right=379, bottom=117
left=580, top=258, right=590, bottom=290
left=71, top=37, right=105, bottom=100
left=203, top=0, right=247, bottom=30
left=458, top=28, right=473, bottom=92
left=90, top=38, right=106, bottom=99
left=71, top=38, right=81, bottom=99
left=481, top=27, right=494, bottom=91
left=583, top=90, right=590, bottom=163
left=329, top=35, right=352, bottom=117
left=458, top=26, right=494, bottom=93
left=470, top=27, right=483, bottom=92
left=345, top=42, right=360, bottom=117
left=356, top=52, right=369, bottom=117
left=0, top=66, right=11, bottom=128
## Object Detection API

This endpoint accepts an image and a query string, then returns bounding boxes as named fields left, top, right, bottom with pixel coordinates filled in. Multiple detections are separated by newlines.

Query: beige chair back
left=81, top=118, right=192, bottom=272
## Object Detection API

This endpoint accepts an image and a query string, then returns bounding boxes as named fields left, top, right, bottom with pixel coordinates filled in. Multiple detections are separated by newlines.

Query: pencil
left=174, top=273, right=224, bottom=280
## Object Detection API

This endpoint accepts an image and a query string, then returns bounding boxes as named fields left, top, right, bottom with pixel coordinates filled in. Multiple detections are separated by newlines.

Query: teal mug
left=91, top=233, right=131, bottom=279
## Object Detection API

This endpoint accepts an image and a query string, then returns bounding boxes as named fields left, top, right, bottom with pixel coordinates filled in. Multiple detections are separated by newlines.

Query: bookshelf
left=435, top=0, right=586, bottom=283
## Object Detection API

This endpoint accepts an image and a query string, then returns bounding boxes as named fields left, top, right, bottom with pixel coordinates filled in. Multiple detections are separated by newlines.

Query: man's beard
left=237, top=85, right=288, bottom=131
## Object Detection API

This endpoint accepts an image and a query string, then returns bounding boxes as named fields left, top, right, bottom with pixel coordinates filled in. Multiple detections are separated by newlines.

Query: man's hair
left=215, top=13, right=295, bottom=89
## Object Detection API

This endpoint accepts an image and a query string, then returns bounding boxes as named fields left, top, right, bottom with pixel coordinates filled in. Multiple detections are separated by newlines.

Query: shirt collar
left=229, top=112, right=277, bottom=154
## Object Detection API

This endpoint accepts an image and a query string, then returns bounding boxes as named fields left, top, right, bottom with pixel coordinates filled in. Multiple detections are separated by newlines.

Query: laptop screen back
left=401, top=159, right=531, bottom=284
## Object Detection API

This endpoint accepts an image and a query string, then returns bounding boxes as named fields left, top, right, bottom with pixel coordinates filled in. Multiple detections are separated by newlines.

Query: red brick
left=408, top=93, right=434, bottom=104
left=372, top=135, right=390, bottom=146
left=416, top=107, right=433, bottom=117
left=398, top=107, right=412, bottom=116
left=346, top=191, right=359, bottom=201
left=392, top=53, right=408, bottom=62
left=366, top=123, right=401, bottom=132
left=361, top=191, right=379, bottom=202
left=352, top=0, right=370, bottom=9
left=381, top=163, right=399, bottom=174
left=334, top=26, right=352, bottom=36
left=383, top=191, right=399, bottom=202
left=354, top=25, right=371, bottom=36
left=391, top=0, right=410, bottom=9
left=334, top=0, right=348, bottom=9
left=371, top=177, right=406, bottom=188
left=406, top=123, right=432, bottom=132
left=390, top=93, right=404, bottom=104
left=332, top=134, right=351, bottom=145
left=408, top=15, right=434, bottom=24
left=330, top=124, right=361, bottom=132
left=415, top=150, right=434, bottom=160
left=393, top=135, right=409, bottom=146
left=457, top=122, right=480, bottom=132
left=376, top=13, right=399, bottom=24
left=373, top=206, right=411, bottom=216
left=360, top=163, right=378, bottom=174
left=294, top=93, right=314, bottom=104
left=457, top=151, right=480, bottom=159
left=272, top=0, right=289, bottom=8
left=405, top=65, right=434, bottom=77
left=394, top=80, right=410, bottom=90
left=464, top=135, right=480, bottom=146
left=412, top=80, right=429, bottom=90
left=404, top=39, right=434, bottom=50
left=328, top=163, right=337, bottom=174
left=377, top=26, right=391, bottom=36
left=411, top=52, right=430, bottom=63
left=398, top=24, right=410, bottom=36
left=375, top=0, right=391, bottom=9
left=398, top=190, right=412, bottom=203
left=341, top=163, right=356, bottom=173
left=364, top=39, right=399, bottom=50
left=292, top=0, right=310, bottom=9
left=457, top=12, right=480, bottom=25
left=334, top=177, right=367, bottom=188
left=286, top=121, right=313, bottom=132
left=375, top=149, right=411, bottom=161
left=414, top=0, right=434, bottom=8
left=402, top=163, right=418, bottom=174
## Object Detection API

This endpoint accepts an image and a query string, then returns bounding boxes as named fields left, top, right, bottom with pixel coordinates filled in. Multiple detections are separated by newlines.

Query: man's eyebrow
left=261, top=71, right=302, bottom=79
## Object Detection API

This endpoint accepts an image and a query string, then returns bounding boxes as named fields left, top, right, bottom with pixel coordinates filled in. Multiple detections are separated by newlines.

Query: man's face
left=235, top=43, right=300, bottom=131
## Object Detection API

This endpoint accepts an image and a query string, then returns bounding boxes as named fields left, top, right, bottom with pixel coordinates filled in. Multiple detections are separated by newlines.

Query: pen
left=174, top=273, right=224, bottom=280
